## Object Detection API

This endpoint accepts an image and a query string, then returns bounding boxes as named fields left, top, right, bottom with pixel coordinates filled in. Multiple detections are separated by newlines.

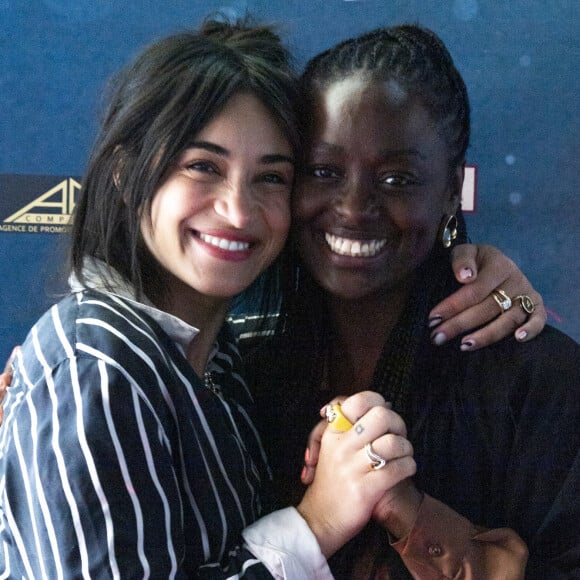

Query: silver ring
left=364, top=442, right=387, bottom=471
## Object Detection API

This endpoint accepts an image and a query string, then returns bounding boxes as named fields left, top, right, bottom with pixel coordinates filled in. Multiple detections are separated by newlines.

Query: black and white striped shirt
left=0, top=285, right=277, bottom=578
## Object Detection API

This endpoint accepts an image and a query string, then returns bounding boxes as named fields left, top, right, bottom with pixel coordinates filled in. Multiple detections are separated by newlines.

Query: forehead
left=195, top=92, right=292, bottom=149
left=311, top=76, right=441, bottom=153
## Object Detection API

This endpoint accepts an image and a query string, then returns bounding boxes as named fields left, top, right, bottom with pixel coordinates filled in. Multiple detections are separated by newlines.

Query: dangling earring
left=439, top=214, right=458, bottom=248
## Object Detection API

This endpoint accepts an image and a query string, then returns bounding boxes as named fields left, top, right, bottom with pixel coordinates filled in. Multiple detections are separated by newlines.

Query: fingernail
left=460, top=340, right=475, bottom=351
left=516, top=330, right=528, bottom=341
left=459, top=267, right=474, bottom=280
left=428, top=316, right=443, bottom=328
left=432, top=332, right=447, bottom=346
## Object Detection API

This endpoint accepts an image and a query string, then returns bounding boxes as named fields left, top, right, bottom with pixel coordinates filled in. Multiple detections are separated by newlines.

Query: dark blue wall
left=1, top=0, right=579, bottom=360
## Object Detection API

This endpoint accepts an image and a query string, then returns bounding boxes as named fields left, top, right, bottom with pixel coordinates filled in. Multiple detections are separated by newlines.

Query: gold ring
left=325, top=404, right=353, bottom=432
left=515, top=295, right=535, bottom=315
left=364, top=442, right=387, bottom=471
left=491, top=289, right=512, bottom=313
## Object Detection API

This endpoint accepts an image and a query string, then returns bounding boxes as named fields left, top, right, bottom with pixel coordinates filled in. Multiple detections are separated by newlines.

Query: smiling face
left=293, top=76, right=461, bottom=303
left=141, top=92, right=294, bottom=316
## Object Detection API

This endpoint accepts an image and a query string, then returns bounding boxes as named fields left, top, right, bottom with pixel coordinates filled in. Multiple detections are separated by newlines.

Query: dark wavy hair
left=70, top=17, right=300, bottom=306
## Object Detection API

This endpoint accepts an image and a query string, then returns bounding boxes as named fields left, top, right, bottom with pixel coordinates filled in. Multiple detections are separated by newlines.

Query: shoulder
left=229, top=313, right=280, bottom=356
left=461, top=326, right=580, bottom=420
left=22, top=290, right=171, bottom=378
left=466, top=325, right=579, bottom=379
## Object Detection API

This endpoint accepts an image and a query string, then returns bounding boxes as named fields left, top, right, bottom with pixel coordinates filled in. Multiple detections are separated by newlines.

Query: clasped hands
left=296, top=391, right=423, bottom=558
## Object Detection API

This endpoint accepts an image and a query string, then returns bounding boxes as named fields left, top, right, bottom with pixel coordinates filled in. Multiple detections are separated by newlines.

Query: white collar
left=69, top=258, right=199, bottom=352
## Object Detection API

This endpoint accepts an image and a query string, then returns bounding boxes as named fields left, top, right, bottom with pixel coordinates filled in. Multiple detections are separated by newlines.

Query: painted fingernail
left=432, top=332, right=447, bottom=346
left=459, top=267, right=474, bottom=280
left=460, top=340, right=475, bottom=351
left=516, top=330, right=528, bottom=341
left=428, top=316, right=443, bottom=328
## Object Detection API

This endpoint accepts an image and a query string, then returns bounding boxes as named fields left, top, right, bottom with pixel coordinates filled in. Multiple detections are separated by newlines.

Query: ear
left=446, top=163, right=464, bottom=214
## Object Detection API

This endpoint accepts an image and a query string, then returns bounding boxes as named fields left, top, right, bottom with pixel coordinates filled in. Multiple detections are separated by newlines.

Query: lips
left=324, top=233, right=387, bottom=257
left=199, top=232, right=251, bottom=252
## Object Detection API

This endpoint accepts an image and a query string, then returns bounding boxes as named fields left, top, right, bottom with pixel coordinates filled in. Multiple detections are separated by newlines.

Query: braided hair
left=271, top=24, right=471, bottom=412
left=300, top=24, right=470, bottom=172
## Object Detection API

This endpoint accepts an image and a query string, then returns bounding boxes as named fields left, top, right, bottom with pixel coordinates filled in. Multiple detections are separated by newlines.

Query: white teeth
left=199, top=233, right=249, bottom=252
left=325, top=233, right=386, bottom=257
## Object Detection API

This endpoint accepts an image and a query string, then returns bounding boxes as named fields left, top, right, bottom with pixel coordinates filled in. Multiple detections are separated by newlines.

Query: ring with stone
left=364, top=442, right=387, bottom=471
left=325, top=403, right=353, bottom=432
left=491, top=289, right=512, bottom=313
left=514, top=295, right=535, bottom=315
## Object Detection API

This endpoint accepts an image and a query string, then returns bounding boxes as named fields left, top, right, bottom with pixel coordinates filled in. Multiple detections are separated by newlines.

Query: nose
left=214, top=179, right=254, bottom=229
left=335, top=175, right=378, bottom=220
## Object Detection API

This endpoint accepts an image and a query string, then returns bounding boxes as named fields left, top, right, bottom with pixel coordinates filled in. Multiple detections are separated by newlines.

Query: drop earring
left=439, top=214, right=458, bottom=248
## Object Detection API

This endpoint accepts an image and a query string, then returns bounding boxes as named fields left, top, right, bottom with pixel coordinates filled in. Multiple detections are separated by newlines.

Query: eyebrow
left=188, top=140, right=295, bottom=166
left=311, top=141, right=427, bottom=161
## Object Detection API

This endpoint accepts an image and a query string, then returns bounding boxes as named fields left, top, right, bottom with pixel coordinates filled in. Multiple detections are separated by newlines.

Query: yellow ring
left=325, top=404, right=353, bottom=432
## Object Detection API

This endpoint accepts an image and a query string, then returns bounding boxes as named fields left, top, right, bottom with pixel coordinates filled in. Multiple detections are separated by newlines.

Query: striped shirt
left=0, top=285, right=277, bottom=578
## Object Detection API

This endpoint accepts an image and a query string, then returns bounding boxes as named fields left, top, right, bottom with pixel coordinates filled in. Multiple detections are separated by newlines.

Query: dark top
left=239, top=311, right=580, bottom=579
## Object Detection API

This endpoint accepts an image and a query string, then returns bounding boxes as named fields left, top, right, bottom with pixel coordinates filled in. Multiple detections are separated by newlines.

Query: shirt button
left=428, top=544, right=443, bottom=557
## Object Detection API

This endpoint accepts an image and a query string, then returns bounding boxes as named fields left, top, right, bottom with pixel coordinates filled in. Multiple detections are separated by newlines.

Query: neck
left=157, top=288, right=231, bottom=378
left=325, top=285, right=409, bottom=395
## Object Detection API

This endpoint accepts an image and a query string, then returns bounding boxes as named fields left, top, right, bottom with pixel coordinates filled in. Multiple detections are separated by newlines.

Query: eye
left=186, top=161, right=218, bottom=175
left=379, top=173, right=416, bottom=187
left=260, top=173, right=287, bottom=185
left=308, top=165, right=342, bottom=179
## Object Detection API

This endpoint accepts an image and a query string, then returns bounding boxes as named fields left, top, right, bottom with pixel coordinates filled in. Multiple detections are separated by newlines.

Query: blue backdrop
left=1, top=0, right=578, bottom=361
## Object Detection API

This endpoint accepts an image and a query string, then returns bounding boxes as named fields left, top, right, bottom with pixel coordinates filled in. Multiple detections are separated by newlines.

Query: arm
left=0, top=355, right=279, bottom=579
left=303, top=401, right=528, bottom=579
left=388, top=494, right=527, bottom=580
left=430, top=244, right=547, bottom=350
left=0, top=346, right=18, bottom=424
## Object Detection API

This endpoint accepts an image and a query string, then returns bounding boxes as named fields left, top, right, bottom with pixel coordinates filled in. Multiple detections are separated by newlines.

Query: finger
left=318, top=395, right=347, bottom=419
left=430, top=266, right=515, bottom=327
left=434, top=288, right=545, bottom=350
left=0, top=346, right=19, bottom=391
left=514, top=303, right=548, bottom=342
left=305, top=420, right=326, bottom=466
left=369, top=433, right=414, bottom=463
left=347, top=405, right=408, bottom=443
left=458, top=294, right=546, bottom=350
left=367, top=455, right=417, bottom=488
left=449, top=243, right=479, bottom=283
left=338, top=391, right=386, bottom=425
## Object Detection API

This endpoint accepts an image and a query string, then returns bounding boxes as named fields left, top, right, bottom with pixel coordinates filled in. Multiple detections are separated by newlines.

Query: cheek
left=266, top=198, right=292, bottom=244
left=292, top=189, right=323, bottom=224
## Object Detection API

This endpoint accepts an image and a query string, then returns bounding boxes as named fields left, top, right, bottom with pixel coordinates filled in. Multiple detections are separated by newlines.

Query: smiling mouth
left=199, top=232, right=251, bottom=252
left=325, top=233, right=387, bottom=257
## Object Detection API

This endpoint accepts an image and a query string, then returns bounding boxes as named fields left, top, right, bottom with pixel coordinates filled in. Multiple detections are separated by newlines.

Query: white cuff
left=242, top=507, right=334, bottom=579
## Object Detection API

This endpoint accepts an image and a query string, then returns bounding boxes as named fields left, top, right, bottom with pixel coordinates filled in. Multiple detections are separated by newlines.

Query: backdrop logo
left=1, top=175, right=81, bottom=234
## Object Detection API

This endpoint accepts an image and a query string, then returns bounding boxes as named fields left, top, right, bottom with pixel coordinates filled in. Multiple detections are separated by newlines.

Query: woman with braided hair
left=241, top=24, right=580, bottom=578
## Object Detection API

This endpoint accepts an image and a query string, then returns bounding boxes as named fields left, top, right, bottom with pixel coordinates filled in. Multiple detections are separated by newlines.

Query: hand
left=297, top=392, right=415, bottom=558
left=429, top=244, right=547, bottom=350
left=0, top=346, right=19, bottom=425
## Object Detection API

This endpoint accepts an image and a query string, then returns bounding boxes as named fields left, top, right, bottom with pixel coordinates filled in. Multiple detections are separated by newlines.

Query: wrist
left=296, top=499, right=345, bottom=559
left=373, top=481, right=423, bottom=540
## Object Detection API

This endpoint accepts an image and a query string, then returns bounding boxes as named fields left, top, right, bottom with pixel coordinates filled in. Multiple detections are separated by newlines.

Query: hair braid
left=300, top=24, right=470, bottom=170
